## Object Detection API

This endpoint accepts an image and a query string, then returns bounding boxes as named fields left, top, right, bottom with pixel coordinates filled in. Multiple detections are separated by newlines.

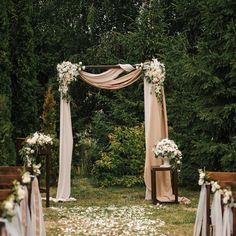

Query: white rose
left=16, top=186, right=25, bottom=201
left=22, top=172, right=31, bottom=184
left=33, top=163, right=41, bottom=176
left=4, top=200, right=14, bottom=211
left=223, top=197, right=228, bottom=204
left=198, top=179, right=204, bottom=186
left=199, top=172, right=205, bottom=179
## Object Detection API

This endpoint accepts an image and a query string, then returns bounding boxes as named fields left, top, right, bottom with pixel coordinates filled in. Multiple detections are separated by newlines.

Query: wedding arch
left=55, top=59, right=175, bottom=202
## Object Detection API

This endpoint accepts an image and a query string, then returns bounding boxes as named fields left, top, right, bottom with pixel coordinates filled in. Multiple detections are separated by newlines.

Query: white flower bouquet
left=153, top=138, right=182, bottom=172
left=20, top=131, right=53, bottom=167
left=143, top=58, right=165, bottom=102
left=26, top=131, right=53, bottom=146
left=1, top=172, right=32, bottom=221
left=57, top=61, right=85, bottom=101
left=1, top=196, right=15, bottom=220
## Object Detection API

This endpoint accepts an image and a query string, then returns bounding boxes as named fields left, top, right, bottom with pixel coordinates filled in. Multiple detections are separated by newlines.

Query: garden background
left=0, top=0, right=236, bottom=188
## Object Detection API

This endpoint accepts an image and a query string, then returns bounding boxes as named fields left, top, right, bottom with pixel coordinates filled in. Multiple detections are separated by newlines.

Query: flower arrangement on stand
left=57, top=61, right=85, bottom=101
left=142, top=58, right=166, bottom=103
left=153, top=138, right=182, bottom=172
left=20, top=131, right=53, bottom=168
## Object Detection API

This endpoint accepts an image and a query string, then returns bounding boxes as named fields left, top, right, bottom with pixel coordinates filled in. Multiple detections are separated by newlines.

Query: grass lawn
left=43, top=177, right=199, bottom=236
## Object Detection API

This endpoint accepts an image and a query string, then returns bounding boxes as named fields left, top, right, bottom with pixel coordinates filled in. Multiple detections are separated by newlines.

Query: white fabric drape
left=193, top=184, right=207, bottom=236
left=56, top=97, right=73, bottom=200
left=211, top=191, right=223, bottom=236
left=222, top=206, right=233, bottom=236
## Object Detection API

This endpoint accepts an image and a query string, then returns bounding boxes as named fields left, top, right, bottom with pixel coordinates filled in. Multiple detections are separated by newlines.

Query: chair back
left=206, top=171, right=236, bottom=236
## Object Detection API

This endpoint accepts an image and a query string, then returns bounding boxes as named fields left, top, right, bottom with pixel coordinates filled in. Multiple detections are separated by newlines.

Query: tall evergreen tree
left=187, top=0, right=236, bottom=171
left=10, top=0, right=39, bottom=137
left=0, top=0, right=15, bottom=164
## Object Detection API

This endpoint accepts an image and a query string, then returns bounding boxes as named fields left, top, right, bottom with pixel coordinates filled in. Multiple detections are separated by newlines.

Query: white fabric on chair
left=21, top=186, right=33, bottom=236
left=222, top=206, right=233, bottom=236
left=31, top=177, right=46, bottom=236
left=4, top=204, right=23, bottom=236
left=211, top=190, right=223, bottom=236
left=193, top=184, right=207, bottom=236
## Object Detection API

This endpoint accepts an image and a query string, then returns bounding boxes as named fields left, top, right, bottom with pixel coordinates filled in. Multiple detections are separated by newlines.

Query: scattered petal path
left=49, top=205, right=168, bottom=236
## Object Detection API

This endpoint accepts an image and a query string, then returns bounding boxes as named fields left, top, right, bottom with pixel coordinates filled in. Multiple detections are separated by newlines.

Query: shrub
left=92, top=123, right=145, bottom=187
left=0, top=95, right=15, bottom=165
left=73, top=128, right=100, bottom=177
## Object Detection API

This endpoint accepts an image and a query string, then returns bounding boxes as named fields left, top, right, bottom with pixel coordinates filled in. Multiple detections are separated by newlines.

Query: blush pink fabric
left=144, top=81, right=174, bottom=201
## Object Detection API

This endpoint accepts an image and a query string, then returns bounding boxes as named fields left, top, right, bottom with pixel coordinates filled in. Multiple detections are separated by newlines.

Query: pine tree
left=0, top=0, right=15, bottom=164
left=10, top=0, right=39, bottom=137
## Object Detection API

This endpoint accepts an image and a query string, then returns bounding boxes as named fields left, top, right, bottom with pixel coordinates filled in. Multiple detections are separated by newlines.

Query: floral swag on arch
left=55, top=59, right=175, bottom=203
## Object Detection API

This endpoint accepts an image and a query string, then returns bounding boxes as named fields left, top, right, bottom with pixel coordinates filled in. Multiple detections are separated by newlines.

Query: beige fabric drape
left=144, top=80, right=174, bottom=201
left=79, top=68, right=141, bottom=90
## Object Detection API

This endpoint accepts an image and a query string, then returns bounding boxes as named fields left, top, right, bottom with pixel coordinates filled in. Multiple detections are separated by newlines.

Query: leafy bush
left=0, top=95, right=15, bottom=165
left=92, top=124, right=145, bottom=187
left=73, top=128, right=100, bottom=177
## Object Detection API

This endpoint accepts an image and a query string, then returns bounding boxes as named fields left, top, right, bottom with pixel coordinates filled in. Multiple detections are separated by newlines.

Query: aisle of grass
left=44, top=178, right=198, bottom=236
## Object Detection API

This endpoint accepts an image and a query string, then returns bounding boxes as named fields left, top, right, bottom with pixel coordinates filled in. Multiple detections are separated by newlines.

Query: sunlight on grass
left=44, top=178, right=199, bottom=236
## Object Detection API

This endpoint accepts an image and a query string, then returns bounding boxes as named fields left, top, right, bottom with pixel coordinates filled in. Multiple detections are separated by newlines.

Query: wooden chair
left=206, top=172, right=236, bottom=236
left=0, top=166, right=31, bottom=175
left=0, top=189, right=13, bottom=202
left=0, top=166, right=32, bottom=212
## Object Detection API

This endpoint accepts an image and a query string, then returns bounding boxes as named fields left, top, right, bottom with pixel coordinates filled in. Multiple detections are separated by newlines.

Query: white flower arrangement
left=32, top=163, right=41, bottom=176
left=26, top=131, right=53, bottom=146
left=198, top=169, right=235, bottom=208
left=1, top=196, right=15, bottom=220
left=142, top=59, right=165, bottom=102
left=153, top=138, right=182, bottom=172
left=22, top=171, right=31, bottom=184
left=57, top=61, right=85, bottom=101
left=20, top=131, right=53, bottom=166
left=13, top=181, right=26, bottom=202
left=1, top=176, right=29, bottom=220
left=198, top=169, right=207, bottom=186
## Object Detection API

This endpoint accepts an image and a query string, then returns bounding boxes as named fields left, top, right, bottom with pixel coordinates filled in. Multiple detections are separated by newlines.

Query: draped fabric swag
left=56, top=64, right=174, bottom=202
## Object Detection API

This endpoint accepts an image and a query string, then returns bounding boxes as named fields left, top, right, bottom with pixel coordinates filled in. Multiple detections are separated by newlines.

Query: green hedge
left=92, top=124, right=145, bottom=187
